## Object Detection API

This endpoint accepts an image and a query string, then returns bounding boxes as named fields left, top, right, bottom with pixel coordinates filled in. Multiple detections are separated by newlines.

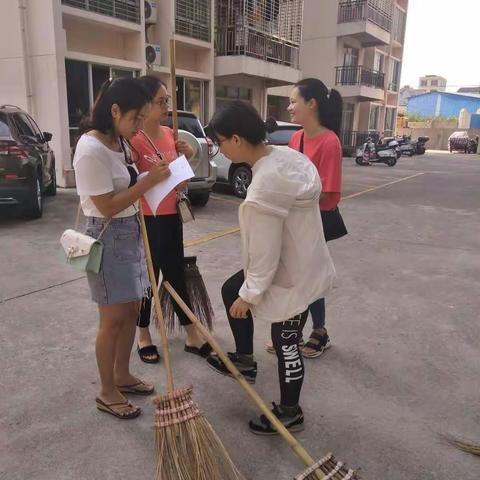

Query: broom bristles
left=442, top=433, right=480, bottom=456
left=153, top=386, right=245, bottom=480
left=295, top=453, right=360, bottom=480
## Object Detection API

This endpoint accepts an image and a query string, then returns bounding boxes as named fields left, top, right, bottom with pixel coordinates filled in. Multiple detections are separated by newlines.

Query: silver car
left=165, top=111, right=217, bottom=206
left=212, top=121, right=301, bottom=198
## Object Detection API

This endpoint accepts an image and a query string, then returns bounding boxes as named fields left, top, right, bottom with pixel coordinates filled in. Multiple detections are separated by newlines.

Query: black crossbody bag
left=299, top=132, right=348, bottom=242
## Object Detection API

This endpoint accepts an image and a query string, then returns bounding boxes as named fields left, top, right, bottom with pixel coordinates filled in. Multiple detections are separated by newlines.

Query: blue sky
left=401, top=0, right=480, bottom=91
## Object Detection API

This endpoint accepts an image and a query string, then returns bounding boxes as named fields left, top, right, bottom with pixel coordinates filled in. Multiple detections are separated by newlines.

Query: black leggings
left=222, top=270, right=307, bottom=407
left=138, top=214, right=192, bottom=328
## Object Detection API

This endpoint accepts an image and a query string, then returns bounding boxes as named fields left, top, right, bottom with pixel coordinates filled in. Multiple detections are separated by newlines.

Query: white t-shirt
left=73, top=134, right=137, bottom=218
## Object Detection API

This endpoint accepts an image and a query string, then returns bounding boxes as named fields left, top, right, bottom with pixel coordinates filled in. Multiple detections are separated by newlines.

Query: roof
left=408, top=91, right=480, bottom=100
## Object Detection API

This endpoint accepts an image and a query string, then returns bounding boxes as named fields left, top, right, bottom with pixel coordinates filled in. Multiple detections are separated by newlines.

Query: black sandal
left=184, top=342, right=213, bottom=358
left=137, top=345, right=160, bottom=364
left=302, top=331, right=331, bottom=359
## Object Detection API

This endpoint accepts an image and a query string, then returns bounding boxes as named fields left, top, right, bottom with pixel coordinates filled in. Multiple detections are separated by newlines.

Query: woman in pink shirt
left=131, top=75, right=211, bottom=363
left=287, top=78, right=347, bottom=359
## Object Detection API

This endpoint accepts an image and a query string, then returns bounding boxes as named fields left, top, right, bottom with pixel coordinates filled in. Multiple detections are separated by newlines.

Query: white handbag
left=60, top=204, right=109, bottom=273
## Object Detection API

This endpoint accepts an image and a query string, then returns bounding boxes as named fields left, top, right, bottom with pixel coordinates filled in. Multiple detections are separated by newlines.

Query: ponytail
left=295, top=78, right=343, bottom=138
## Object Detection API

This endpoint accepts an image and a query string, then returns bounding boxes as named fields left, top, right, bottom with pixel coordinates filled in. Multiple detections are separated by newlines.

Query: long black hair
left=138, top=75, right=167, bottom=98
left=208, top=100, right=266, bottom=146
left=77, top=77, right=151, bottom=163
left=295, top=78, right=343, bottom=138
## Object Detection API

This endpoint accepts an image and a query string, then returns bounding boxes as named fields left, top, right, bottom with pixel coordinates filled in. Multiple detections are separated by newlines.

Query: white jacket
left=238, top=146, right=336, bottom=323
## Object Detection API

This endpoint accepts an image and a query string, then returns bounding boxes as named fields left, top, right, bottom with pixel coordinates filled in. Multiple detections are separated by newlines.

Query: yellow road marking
left=342, top=172, right=425, bottom=200
left=185, top=172, right=426, bottom=249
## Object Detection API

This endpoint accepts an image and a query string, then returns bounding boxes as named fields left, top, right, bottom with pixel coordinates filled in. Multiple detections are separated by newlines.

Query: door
left=342, top=46, right=359, bottom=84
left=13, top=113, right=48, bottom=185
left=26, top=114, right=54, bottom=186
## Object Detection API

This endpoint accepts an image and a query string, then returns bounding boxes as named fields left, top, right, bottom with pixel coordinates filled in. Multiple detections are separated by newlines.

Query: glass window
left=112, top=68, right=135, bottom=79
left=185, top=79, right=202, bottom=120
left=65, top=59, right=89, bottom=131
left=0, top=113, right=12, bottom=139
left=267, top=127, right=301, bottom=146
left=92, top=64, right=110, bottom=102
left=13, top=113, right=36, bottom=139
left=342, top=103, right=355, bottom=132
left=369, top=105, right=381, bottom=131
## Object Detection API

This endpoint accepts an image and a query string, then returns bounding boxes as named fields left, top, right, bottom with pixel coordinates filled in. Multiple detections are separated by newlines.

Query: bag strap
left=299, top=132, right=304, bottom=154
left=74, top=201, right=111, bottom=241
left=139, top=130, right=165, bottom=162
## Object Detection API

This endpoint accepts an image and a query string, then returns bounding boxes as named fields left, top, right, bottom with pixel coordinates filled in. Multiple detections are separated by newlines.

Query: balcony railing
left=62, top=0, right=141, bottom=23
left=335, top=66, right=385, bottom=89
left=176, top=0, right=211, bottom=43
left=338, top=0, right=392, bottom=32
left=216, top=27, right=300, bottom=69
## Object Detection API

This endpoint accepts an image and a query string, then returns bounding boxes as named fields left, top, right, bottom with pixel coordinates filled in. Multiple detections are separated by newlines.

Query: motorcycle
left=356, top=137, right=397, bottom=167
left=395, top=135, right=416, bottom=156
left=414, top=136, right=429, bottom=155
left=466, top=137, right=479, bottom=154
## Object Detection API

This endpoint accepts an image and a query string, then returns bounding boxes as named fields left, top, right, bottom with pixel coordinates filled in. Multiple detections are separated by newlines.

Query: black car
left=0, top=105, right=56, bottom=218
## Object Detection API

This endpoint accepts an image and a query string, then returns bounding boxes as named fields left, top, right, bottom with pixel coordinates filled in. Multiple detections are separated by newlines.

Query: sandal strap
left=138, top=345, right=159, bottom=356
left=309, top=331, right=326, bottom=342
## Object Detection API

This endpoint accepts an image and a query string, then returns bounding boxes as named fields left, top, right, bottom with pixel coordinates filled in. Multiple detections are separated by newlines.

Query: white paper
left=138, top=155, right=195, bottom=215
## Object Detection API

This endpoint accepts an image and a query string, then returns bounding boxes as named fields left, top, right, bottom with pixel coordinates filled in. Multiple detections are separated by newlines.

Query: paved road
left=1, top=152, right=480, bottom=479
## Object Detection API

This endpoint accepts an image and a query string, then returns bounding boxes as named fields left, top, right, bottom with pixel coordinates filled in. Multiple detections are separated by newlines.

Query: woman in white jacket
left=206, top=101, right=335, bottom=435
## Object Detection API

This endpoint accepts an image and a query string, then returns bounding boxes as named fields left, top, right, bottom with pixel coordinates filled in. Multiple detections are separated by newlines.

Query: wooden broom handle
left=163, top=281, right=326, bottom=480
left=169, top=38, right=178, bottom=141
left=139, top=207, right=175, bottom=393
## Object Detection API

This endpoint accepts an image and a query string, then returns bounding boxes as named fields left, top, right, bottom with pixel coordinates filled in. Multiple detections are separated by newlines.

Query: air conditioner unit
left=145, top=0, right=158, bottom=24
left=146, top=44, right=162, bottom=70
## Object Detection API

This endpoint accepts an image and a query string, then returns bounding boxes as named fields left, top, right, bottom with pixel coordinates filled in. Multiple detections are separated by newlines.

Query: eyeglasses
left=152, top=96, right=171, bottom=107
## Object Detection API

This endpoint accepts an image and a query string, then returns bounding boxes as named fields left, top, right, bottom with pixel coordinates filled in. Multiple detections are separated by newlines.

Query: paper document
left=138, top=155, right=195, bottom=214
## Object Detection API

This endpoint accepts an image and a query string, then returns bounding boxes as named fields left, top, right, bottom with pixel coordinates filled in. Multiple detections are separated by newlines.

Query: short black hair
left=209, top=100, right=266, bottom=146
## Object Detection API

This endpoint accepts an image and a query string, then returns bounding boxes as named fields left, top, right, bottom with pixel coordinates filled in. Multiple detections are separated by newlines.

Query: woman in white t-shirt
left=205, top=101, right=335, bottom=435
left=73, top=78, right=170, bottom=420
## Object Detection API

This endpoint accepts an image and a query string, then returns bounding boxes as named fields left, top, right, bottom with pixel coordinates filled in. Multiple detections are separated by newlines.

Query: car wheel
left=24, top=174, right=43, bottom=219
left=45, top=166, right=57, bottom=196
left=231, top=166, right=252, bottom=198
left=189, top=191, right=210, bottom=207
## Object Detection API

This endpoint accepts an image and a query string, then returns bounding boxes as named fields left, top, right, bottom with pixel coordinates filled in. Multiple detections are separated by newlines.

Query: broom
left=442, top=433, right=480, bottom=456
left=163, top=281, right=361, bottom=480
left=158, top=256, right=215, bottom=334
left=139, top=204, right=245, bottom=480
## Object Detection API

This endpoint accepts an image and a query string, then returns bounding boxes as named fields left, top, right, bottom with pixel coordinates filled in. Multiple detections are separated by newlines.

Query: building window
left=65, top=59, right=138, bottom=148
left=369, top=104, right=381, bottom=132
left=420, top=79, right=427, bottom=87
left=389, top=59, right=400, bottom=91
left=384, top=107, right=396, bottom=136
left=431, top=79, right=438, bottom=86
left=176, top=77, right=209, bottom=124
left=176, top=0, right=211, bottom=42
left=216, top=85, right=253, bottom=110
left=342, top=103, right=355, bottom=132
left=374, top=51, right=385, bottom=73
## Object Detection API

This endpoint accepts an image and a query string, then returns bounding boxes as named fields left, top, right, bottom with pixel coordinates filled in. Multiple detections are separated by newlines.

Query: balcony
left=175, top=0, right=212, bottom=43
left=215, top=27, right=301, bottom=85
left=62, top=0, right=141, bottom=24
left=335, top=66, right=385, bottom=101
left=337, top=0, right=391, bottom=46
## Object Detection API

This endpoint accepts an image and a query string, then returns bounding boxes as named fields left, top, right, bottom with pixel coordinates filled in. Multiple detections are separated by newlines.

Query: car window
left=164, top=115, right=205, bottom=139
left=25, top=114, right=44, bottom=140
left=267, top=127, right=300, bottom=146
left=13, top=113, right=36, bottom=141
left=0, top=113, right=12, bottom=140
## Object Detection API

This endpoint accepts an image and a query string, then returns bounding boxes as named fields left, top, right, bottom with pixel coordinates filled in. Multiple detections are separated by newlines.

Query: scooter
left=466, top=137, right=479, bottom=154
left=414, top=136, right=429, bottom=155
left=395, top=135, right=416, bottom=156
left=356, top=137, right=397, bottom=167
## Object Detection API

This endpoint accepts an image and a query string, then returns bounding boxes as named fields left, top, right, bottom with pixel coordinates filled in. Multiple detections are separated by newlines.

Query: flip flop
left=137, top=344, right=160, bottom=364
left=117, top=380, right=155, bottom=396
left=184, top=342, right=213, bottom=358
left=96, top=397, right=141, bottom=420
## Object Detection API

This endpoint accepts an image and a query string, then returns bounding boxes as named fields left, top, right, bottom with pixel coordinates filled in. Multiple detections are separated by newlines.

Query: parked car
left=212, top=121, right=302, bottom=198
left=448, top=131, right=469, bottom=152
left=164, top=111, right=216, bottom=206
left=0, top=105, right=56, bottom=218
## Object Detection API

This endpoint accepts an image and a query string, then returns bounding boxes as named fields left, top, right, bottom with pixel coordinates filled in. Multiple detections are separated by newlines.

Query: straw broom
left=163, top=281, right=361, bottom=480
left=139, top=204, right=244, bottom=479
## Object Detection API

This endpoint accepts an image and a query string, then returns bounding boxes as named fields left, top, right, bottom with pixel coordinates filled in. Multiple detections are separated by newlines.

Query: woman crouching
left=206, top=101, right=335, bottom=434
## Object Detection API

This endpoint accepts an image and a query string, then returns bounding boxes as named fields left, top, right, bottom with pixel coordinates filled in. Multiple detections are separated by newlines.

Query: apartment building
left=418, top=74, right=447, bottom=93
left=269, top=0, right=408, bottom=152
left=0, top=0, right=303, bottom=187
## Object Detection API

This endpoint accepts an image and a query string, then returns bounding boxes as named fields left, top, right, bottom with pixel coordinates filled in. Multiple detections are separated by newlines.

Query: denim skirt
left=85, top=215, right=150, bottom=305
